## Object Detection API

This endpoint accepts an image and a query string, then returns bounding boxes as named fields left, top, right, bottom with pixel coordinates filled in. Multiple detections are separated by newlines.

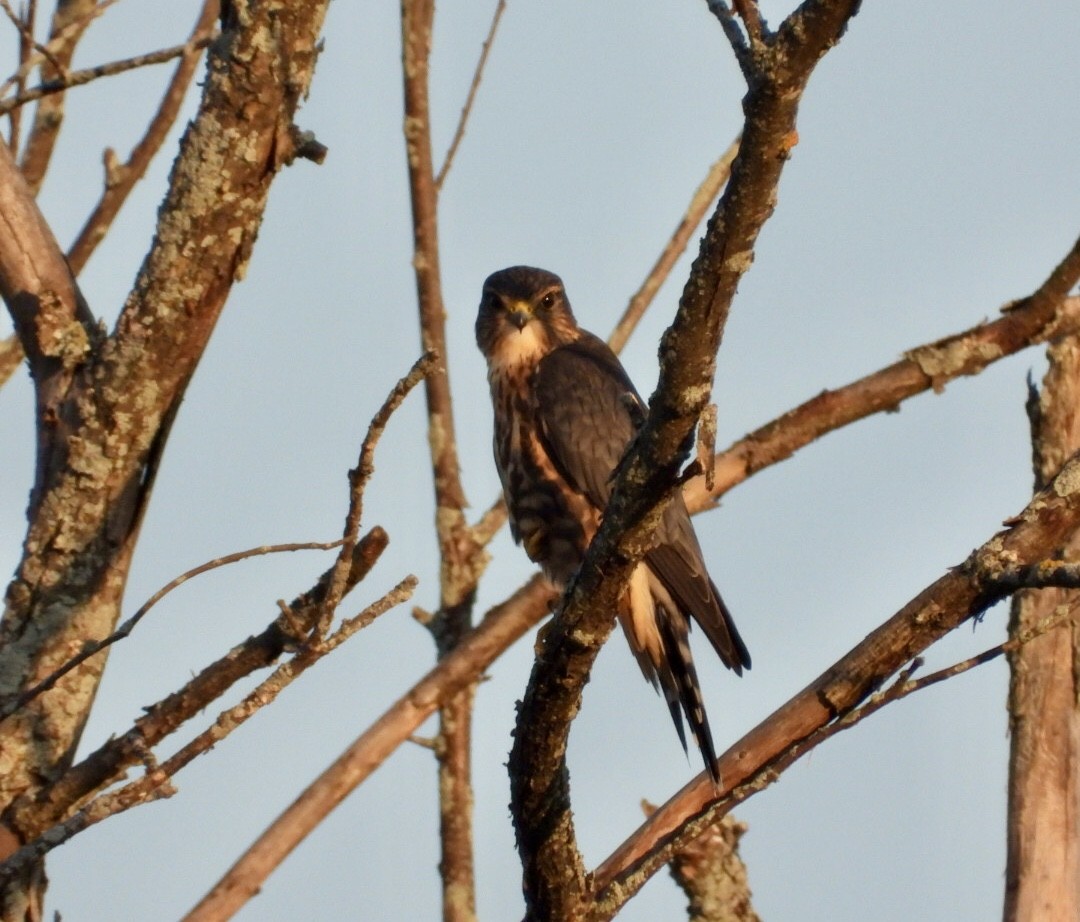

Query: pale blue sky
left=2, top=2, right=1079, bottom=919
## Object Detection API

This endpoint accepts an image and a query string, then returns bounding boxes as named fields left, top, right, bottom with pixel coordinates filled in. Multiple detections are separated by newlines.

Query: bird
left=475, top=265, right=750, bottom=784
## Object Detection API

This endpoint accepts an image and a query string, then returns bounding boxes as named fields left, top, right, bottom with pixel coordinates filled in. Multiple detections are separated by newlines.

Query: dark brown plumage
left=476, top=265, right=750, bottom=783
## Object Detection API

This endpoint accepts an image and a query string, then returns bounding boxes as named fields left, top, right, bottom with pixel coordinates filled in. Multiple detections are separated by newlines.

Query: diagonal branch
left=434, top=0, right=506, bottom=190
left=66, top=0, right=219, bottom=274
left=7, top=528, right=389, bottom=853
left=1, top=575, right=418, bottom=884
left=0, top=37, right=213, bottom=116
left=7, top=539, right=346, bottom=719
left=507, top=2, right=863, bottom=917
left=179, top=575, right=556, bottom=922
left=589, top=445, right=1080, bottom=917
left=608, top=136, right=741, bottom=355
left=688, top=237, right=1080, bottom=511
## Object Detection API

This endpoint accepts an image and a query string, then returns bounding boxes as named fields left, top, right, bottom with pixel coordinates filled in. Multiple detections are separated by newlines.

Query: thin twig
left=704, top=2, right=752, bottom=77
left=0, top=37, right=213, bottom=116
left=67, top=0, right=219, bottom=274
left=7, top=540, right=346, bottom=718
left=0, top=0, right=61, bottom=85
left=177, top=575, right=554, bottom=922
left=13, top=528, right=390, bottom=850
left=0, top=576, right=418, bottom=883
left=1, top=0, right=34, bottom=150
left=434, top=0, right=506, bottom=190
left=0, top=332, right=22, bottom=387
left=608, top=137, right=740, bottom=354
left=0, top=0, right=119, bottom=99
left=320, top=350, right=437, bottom=636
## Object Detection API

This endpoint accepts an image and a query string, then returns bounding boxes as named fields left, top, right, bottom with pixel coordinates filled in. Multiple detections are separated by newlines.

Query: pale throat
left=488, top=321, right=551, bottom=375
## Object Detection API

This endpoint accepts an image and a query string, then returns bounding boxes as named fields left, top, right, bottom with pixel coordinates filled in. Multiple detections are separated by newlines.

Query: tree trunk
left=1004, top=336, right=1080, bottom=921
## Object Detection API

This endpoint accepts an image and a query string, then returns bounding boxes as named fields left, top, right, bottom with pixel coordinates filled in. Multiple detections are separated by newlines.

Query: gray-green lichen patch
left=1053, top=458, right=1080, bottom=498
left=906, top=339, right=1003, bottom=380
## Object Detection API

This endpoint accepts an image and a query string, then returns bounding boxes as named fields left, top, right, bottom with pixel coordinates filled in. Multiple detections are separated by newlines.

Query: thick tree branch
left=1004, top=313, right=1080, bottom=917
left=0, top=136, right=95, bottom=506
left=590, top=449, right=1080, bottom=914
left=0, top=4, right=332, bottom=914
left=508, top=3, right=862, bottom=917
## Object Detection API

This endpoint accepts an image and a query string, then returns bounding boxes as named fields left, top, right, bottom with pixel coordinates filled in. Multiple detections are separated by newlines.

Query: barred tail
left=657, top=609, right=721, bottom=786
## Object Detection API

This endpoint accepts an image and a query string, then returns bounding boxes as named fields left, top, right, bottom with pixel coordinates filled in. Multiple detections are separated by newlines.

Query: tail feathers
left=619, top=563, right=725, bottom=785
left=656, top=609, right=722, bottom=786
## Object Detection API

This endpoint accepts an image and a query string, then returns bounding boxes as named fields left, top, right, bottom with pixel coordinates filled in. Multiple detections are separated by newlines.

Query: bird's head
left=476, top=266, right=580, bottom=369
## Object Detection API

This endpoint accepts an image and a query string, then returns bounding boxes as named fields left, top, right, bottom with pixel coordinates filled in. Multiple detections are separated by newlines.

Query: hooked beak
left=505, top=300, right=532, bottom=331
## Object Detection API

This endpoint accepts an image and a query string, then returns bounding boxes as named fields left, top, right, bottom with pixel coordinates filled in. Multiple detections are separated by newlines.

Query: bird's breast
left=489, top=369, right=599, bottom=587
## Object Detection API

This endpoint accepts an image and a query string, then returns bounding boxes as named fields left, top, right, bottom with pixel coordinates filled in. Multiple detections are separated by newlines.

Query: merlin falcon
left=476, top=265, right=750, bottom=783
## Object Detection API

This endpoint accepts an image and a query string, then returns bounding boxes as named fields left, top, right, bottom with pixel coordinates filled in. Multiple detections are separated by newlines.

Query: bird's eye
left=539, top=292, right=557, bottom=310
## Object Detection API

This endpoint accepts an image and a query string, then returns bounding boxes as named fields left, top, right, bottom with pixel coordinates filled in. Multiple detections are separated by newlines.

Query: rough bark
left=1004, top=336, right=1080, bottom=921
left=508, top=3, right=863, bottom=918
left=662, top=809, right=760, bottom=922
left=0, top=2, right=331, bottom=917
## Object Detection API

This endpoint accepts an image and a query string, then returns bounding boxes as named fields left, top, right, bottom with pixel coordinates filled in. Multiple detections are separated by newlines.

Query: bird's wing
left=534, top=332, right=750, bottom=674
left=533, top=333, right=641, bottom=509
left=649, top=501, right=751, bottom=672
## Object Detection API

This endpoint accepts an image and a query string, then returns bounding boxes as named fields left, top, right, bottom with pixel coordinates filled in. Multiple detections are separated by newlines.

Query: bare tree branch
left=0, top=37, right=213, bottom=117
left=14, top=0, right=115, bottom=192
left=1, top=575, right=418, bottom=883
left=67, top=0, right=219, bottom=273
left=4, top=340, right=428, bottom=863
left=0, top=5, right=333, bottom=913
left=0, top=135, right=96, bottom=501
left=182, top=575, right=555, bottom=922
left=434, top=0, right=506, bottom=190
left=0, top=0, right=36, bottom=151
left=402, top=2, right=487, bottom=917
left=6, top=539, right=347, bottom=720
left=7, top=528, right=390, bottom=855
left=508, top=3, right=863, bottom=917
left=608, top=137, right=740, bottom=355
left=591, top=450, right=1080, bottom=915
left=1004, top=315, right=1080, bottom=917
left=687, top=261, right=1080, bottom=512
left=320, top=350, right=438, bottom=636
left=654, top=803, right=760, bottom=922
